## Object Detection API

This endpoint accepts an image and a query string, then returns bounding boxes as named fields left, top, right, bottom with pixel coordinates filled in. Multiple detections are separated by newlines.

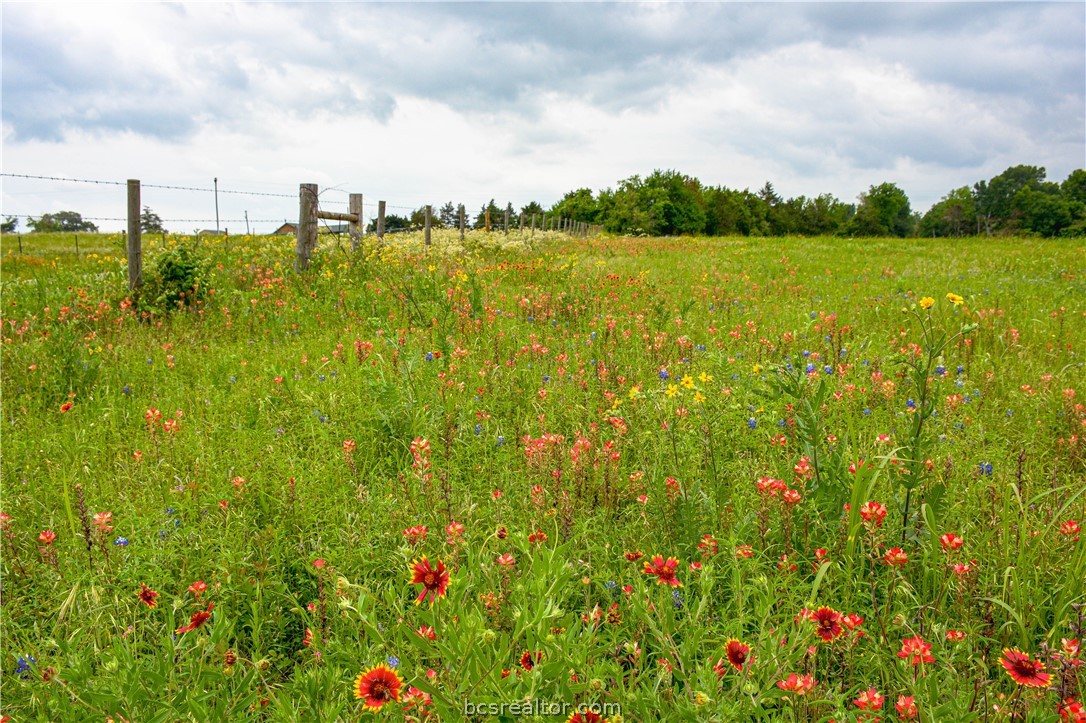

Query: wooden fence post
left=424, top=204, right=432, bottom=246
left=485, top=209, right=491, bottom=232
left=126, top=179, right=142, bottom=290
left=531, top=213, right=536, bottom=236
left=459, top=205, right=465, bottom=242
left=295, top=182, right=318, bottom=271
left=518, top=213, right=524, bottom=234
left=542, top=213, right=548, bottom=232
left=349, top=193, right=363, bottom=252
left=503, top=209, right=510, bottom=234
left=376, top=201, right=386, bottom=243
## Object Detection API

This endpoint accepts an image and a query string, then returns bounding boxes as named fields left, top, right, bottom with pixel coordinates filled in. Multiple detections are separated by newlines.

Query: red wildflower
left=776, top=673, right=816, bottom=695
left=528, top=529, right=548, bottom=544
left=810, top=606, right=844, bottom=643
left=698, top=534, right=718, bottom=558
left=897, top=635, right=934, bottom=666
left=38, top=530, right=57, bottom=545
left=409, top=557, right=450, bottom=605
left=854, top=687, right=884, bottom=711
left=402, top=525, right=428, bottom=544
left=177, top=602, right=214, bottom=634
left=642, top=556, right=682, bottom=587
left=734, top=544, right=754, bottom=559
left=1000, top=648, right=1051, bottom=688
left=624, top=550, right=644, bottom=562
left=519, top=650, right=542, bottom=671
left=717, top=639, right=751, bottom=674
left=859, top=501, right=887, bottom=528
left=188, top=580, right=207, bottom=598
left=567, top=712, right=603, bottom=723
left=946, top=629, right=966, bottom=642
left=353, top=664, right=402, bottom=711
left=896, top=695, right=919, bottom=719
left=1060, top=698, right=1086, bottom=723
left=940, top=532, right=964, bottom=551
left=59, top=401, right=73, bottom=413
left=496, top=553, right=516, bottom=569
left=1062, top=520, right=1081, bottom=538
left=416, top=625, right=436, bottom=640
left=884, top=547, right=908, bottom=567
left=137, top=583, right=159, bottom=608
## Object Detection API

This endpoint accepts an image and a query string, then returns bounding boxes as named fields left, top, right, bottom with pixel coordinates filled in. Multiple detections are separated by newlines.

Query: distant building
left=197, top=229, right=227, bottom=236
left=273, top=222, right=297, bottom=236
left=319, top=223, right=350, bottom=234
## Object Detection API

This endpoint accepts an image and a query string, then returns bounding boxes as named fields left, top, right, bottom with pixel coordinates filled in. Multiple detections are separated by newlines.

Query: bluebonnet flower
left=906, top=399, right=916, bottom=409
left=777, top=419, right=787, bottom=427
left=810, top=312, right=817, bottom=319
left=496, top=435, right=505, bottom=447
left=934, top=366, right=946, bottom=376
left=318, top=374, right=326, bottom=382
left=695, top=344, right=706, bottom=352
left=527, top=316, right=534, bottom=322
left=957, top=366, right=965, bottom=375
left=802, top=350, right=811, bottom=358
left=229, top=376, right=236, bottom=384
left=114, top=537, right=129, bottom=547
left=978, top=462, right=993, bottom=476
left=672, top=589, right=684, bottom=610
left=15, top=655, right=35, bottom=678
left=542, top=375, right=550, bottom=382
left=122, top=385, right=131, bottom=395
left=166, top=508, right=177, bottom=515
left=474, top=424, right=482, bottom=436
left=387, top=655, right=400, bottom=668
left=659, top=369, right=669, bottom=380
left=604, top=580, right=619, bottom=598
left=785, top=363, right=793, bottom=371
left=747, top=418, right=757, bottom=430
left=839, top=348, right=848, bottom=357
left=805, top=364, right=817, bottom=374
left=863, top=409, right=872, bottom=416
left=425, top=352, right=434, bottom=362
left=590, top=332, right=596, bottom=340
left=823, top=366, right=834, bottom=375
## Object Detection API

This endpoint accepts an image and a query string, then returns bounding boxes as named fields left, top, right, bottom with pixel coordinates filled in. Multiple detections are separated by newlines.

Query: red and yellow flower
left=409, top=557, right=450, bottom=605
left=353, top=664, right=403, bottom=711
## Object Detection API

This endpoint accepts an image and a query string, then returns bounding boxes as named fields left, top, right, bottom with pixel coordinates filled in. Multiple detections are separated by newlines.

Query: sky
left=2, top=1, right=1084, bottom=234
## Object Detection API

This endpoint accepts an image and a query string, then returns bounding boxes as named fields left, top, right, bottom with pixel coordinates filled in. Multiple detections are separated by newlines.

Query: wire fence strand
left=2, top=173, right=293, bottom=198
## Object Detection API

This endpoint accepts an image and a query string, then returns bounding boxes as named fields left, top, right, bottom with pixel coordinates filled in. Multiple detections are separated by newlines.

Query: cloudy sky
left=2, top=2, right=1083, bottom=233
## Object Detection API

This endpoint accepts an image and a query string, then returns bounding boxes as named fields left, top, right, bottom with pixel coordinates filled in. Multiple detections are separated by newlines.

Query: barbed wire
left=2, top=173, right=293, bottom=198
left=1, top=211, right=288, bottom=222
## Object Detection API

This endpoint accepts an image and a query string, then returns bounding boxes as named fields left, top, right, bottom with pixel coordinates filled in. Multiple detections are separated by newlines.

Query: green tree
left=974, top=165, right=1046, bottom=234
left=1, top=216, right=17, bottom=233
left=1014, top=187, right=1074, bottom=237
left=549, top=188, right=599, bottom=224
left=27, top=211, right=99, bottom=233
left=1060, top=169, right=1086, bottom=205
left=919, top=187, right=976, bottom=237
left=473, top=199, right=503, bottom=230
left=847, top=182, right=913, bottom=237
left=438, top=202, right=457, bottom=228
left=141, top=206, right=165, bottom=233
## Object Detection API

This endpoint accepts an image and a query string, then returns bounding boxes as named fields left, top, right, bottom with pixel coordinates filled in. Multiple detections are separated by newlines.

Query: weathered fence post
left=295, top=182, right=318, bottom=271
left=518, top=213, right=524, bottom=234
left=424, top=204, right=432, bottom=246
left=542, top=213, right=548, bottom=232
left=126, top=179, right=142, bottom=290
left=531, top=213, right=537, bottom=236
left=459, top=205, right=465, bottom=242
left=349, top=193, right=363, bottom=252
left=376, top=201, right=386, bottom=243
left=503, top=209, right=510, bottom=234
left=485, top=209, right=491, bottom=232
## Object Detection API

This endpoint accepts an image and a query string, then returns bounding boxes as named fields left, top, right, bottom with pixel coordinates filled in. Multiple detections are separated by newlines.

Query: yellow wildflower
left=919, top=297, right=935, bottom=309
left=946, top=292, right=964, bottom=306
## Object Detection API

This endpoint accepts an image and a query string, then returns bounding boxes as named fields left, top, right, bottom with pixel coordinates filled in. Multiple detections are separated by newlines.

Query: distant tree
left=1014, top=187, right=1074, bottom=237
left=366, top=214, right=410, bottom=233
left=974, top=165, right=1046, bottom=234
left=27, top=211, right=98, bottom=233
left=409, top=206, right=433, bottom=229
left=438, top=202, right=458, bottom=228
left=520, top=201, right=544, bottom=220
left=1, top=216, right=17, bottom=233
left=1061, top=169, right=1086, bottom=205
left=473, top=199, right=502, bottom=230
left=141, top=206, right=165, bottom=233
left=848, top=182, right=912, bottom=237
left=919, top=187, right=976, bottom=237
left=549, top=188, right=599, bottom=224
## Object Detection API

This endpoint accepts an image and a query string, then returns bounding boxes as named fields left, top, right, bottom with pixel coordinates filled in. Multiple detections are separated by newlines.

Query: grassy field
left=1, top=230, right=1084, bottom=721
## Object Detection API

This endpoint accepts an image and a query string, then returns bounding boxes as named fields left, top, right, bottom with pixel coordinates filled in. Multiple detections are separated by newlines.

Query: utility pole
left=244, top=210, right=250, bottom=235
left=214, top=177, right=220, bottom=234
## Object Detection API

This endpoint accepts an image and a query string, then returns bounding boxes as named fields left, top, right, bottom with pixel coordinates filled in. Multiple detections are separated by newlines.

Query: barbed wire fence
left=1, top=173, right=599, bottom=284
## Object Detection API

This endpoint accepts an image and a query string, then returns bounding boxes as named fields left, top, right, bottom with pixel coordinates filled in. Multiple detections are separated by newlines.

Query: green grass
left=1, top=230, right=1084, bottom=721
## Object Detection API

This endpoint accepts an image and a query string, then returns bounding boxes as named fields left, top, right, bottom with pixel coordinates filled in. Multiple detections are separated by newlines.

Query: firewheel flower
left=810, top=606, right=844, bottom=643
left=642, top=556, right=682, bottom=587
left=176, top=602, right=214, bottom=634
left=897, top=635, right=934, bottom=666
left=713, top=640, right=751, bottom=675
left=353, top=664, right=403, bottom=712
left=1000, top=648, right=1051, bottom=688
left=409, top=557, right=450, bottom=605
left=137, top=583, right=159, bottom=608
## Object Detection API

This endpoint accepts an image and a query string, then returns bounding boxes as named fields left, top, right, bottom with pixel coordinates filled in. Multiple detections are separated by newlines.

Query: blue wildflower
left=823, top=366, right=834, bottom=375
left=425, top=352, right=434, bottom=362
left=387, top=655, right=400, bottom=668
left=659, top=369, right=669, bottom=380
left=978, top=462, right=993, bottom=476
left=122, top=385, right=131, bottom=395
left=747, top=418, right=757, bottom=430
left=805, top=363, right=817, bottom=374
left=114, top=537, right=129, bottom=547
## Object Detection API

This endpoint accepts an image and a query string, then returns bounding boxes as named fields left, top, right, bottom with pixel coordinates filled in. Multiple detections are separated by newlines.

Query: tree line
left=6, top=164, right=1082, bottom=238
left=544, top=165, right=1086, bottom=238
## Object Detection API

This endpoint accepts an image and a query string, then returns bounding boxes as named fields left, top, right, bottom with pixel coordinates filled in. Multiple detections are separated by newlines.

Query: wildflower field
left=1, top=229, right=1084, bottom=721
